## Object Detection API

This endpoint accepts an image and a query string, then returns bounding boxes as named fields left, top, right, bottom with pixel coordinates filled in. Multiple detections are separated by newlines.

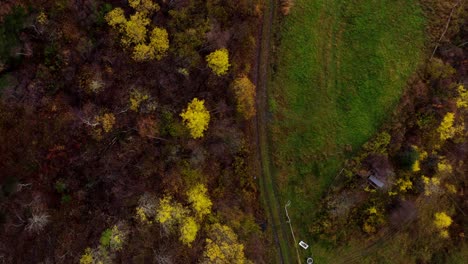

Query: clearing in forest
left=269, top=0, right=425, bottom=261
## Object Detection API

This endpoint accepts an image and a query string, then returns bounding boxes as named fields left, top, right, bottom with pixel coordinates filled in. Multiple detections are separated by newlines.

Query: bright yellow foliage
left=437, top=159, right=453, bottom=175
left=232, top=76, right=256, bottom=119
left=105, top=8, right=126, bottom=27
left=203, top=223, right=251, bottom=264
left=412, top=160, right=420, bottom=172
left=180, top=98, right=210, bottom=139
left=187, top=184, right=212, bottom=218
left=122, top=12, right=150, bottom=46
left=206, top=49, right=230, bottom=76
left=155, top=195, right=203, bottom=246
left=179, top=216, right=199, bottom=246
left=136, top=207, right=152, bottom=224
left=437, top=112, right=457, bottom=141
left=132, top=27, right=169, bottom=61
left=156, top=196, right=175, bottom=224
left=367, top=207, right=377, bottom=215
left=80, top=248, right=94, bottom=264
left=434, top=212, right=452, bottom=229
left=106, top=1, right=168, bottom=61
left=132, top=43, right=153, bottom=61
left=149, top=27, right=169, bottom=59
left=396, top=178, right=413, bottom=192
left=155, top=196, right=188, bottom=226
left=456, top=84, right=467, bottom=108
left=434, top=212, right=452, bottom=238
left=411, top=146, right=426, bottom=172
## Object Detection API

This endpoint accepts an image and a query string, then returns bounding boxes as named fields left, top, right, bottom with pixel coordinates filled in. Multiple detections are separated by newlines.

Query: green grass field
left=269, top=0, right=426, bottom=261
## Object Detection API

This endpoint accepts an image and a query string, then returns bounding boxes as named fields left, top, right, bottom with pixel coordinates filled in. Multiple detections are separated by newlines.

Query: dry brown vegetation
left=0, top=0, right=270, bottom=262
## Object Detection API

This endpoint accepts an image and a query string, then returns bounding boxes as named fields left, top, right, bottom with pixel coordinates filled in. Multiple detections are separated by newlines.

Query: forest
left=0, top=0, right=267, bottom=263
left=0, top=0, right=467, bottom=263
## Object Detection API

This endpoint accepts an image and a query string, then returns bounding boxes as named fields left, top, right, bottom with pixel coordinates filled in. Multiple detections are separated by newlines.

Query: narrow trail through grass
left=255, top=0, right=295, bottom=263
left=268, top=0, right=426, bottom=261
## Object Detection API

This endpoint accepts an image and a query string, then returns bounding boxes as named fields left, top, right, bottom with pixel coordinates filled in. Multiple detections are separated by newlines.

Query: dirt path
left=253, top=0, right=295, bottom=263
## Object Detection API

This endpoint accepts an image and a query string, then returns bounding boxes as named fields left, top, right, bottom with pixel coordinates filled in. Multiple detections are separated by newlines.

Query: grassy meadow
left=269, top=0, right=426, bottom=261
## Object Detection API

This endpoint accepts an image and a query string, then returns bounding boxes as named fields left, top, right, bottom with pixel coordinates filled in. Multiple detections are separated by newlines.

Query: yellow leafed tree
left=437, top=112, right=463, bottom=141
left=155, top=196, right=188, bottom=227
left=434, top=212, right=452, bottom=238
left=129, top=0, right=160, bottom=15
left=456, top=84, right=467, bottom=108
left=187, top=184, right=212, bottom=218
left=202, top=223, right=252, bottom=264
left=149, top=27, right=169, bottom=59
left=180, top=98, right=210, bottom=139
left=106, top=0, right=168, bottom=61
left=132, top=27, right=169, bottom=61
left=232, top=75, right=256, bottom=119
left=122, top=12, right=150, bottom=46
left=106, top=8, right=126, bottom=27
left=396, top=178, right=412, bottom=192
left=434, top=212, right=452, bottom=229
left=79, top=248, right=94, bottom=264
left=155, top=196, right=201, bottom=246
left=179, top=216, right=199, bottom=246
left=206, top=49, right=230, bottom=76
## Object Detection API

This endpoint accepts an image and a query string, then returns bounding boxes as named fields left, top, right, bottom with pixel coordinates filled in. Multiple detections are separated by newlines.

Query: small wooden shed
left=368, top=175, right=384, bottom=189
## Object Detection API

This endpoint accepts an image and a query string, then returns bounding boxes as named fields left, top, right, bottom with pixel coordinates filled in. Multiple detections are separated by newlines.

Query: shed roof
left=368, top=175, right=384, bottom=188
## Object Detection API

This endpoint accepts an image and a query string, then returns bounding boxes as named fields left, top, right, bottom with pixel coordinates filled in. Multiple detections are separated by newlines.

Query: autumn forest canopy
left=0, top=0, right=467, bottom=263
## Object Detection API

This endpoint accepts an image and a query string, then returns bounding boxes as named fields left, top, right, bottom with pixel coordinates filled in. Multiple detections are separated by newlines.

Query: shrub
left=100, top=226, right=125, bottom=251
left=426, top=58, right=456, bottom=80
left=54, top=179, right=67, bottom=193
left=397, top=147, right=419, bottom=170
left=79, top=248, right=94, bottom=264
left=280, top=0, right=294, bottom=15
left=362, top=132, right=391, bottom=154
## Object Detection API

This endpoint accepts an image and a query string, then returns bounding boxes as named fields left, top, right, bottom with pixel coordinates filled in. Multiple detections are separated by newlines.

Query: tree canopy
left=202, top=223, right=252, bottom=264
left=232, top=75, right=256, bottom=119
left=180, top=98, right=210, bottom=139
left=105, top=1, right=168, bottom=61
left=187, top=184, right=212, bottom=218
left=206, top=49, right=230, bottom=76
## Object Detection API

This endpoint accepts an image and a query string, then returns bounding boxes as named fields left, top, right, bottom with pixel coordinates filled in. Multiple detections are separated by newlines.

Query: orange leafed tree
left=232, top=75, right=256, bottom=119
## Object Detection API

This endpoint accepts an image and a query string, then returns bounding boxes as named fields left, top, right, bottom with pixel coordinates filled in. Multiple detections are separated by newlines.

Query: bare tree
left=25, top=212, right=50, bottom=233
